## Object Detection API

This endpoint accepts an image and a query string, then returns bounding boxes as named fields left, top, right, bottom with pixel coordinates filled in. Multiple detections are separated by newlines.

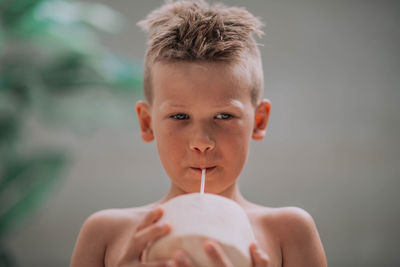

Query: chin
left=170, top=169, right=237, bottom=195
left=177, top=182, right=235, bottom=196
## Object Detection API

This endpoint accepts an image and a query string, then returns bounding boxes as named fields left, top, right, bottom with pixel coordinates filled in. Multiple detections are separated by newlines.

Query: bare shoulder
left=80, top=205, right=158, bottom=242
left=247, top=205, right=319, bottom=237
left=244, top=203, right=312, bottom=223
left=244, top=204, right=320, bottom=242
left=70, top=205, right=155, bottom=267
left=269, top=206, right=317, bottom=232
left=82, top=202, right=159, bottom=234
left=84, top=206, right=149, bottom=230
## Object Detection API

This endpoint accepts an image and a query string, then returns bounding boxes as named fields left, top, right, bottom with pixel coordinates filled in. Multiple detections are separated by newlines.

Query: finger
left=250, top=243, right=270, bottom=267
left=174, top=250, right=194, bottom=267
left=134, top=222, right=171, bottom=253
left=136, top=207, right=164, bottom=232
left=204, top=240, right=233, bottom=267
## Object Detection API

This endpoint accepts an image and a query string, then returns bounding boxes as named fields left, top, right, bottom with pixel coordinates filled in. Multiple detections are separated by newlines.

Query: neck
left=158, top=182, right=250, bottom=207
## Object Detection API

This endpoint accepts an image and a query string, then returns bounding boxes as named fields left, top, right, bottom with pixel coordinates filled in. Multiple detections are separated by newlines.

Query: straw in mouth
left=200, top=169, right=206, bottom=194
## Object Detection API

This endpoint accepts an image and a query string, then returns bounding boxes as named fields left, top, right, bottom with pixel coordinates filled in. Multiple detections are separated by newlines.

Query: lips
left=190, top=166, right=217, bottom=172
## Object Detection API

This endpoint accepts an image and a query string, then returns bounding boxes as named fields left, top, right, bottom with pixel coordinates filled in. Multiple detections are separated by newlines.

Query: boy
left=70, top=1, right=327, bottom=266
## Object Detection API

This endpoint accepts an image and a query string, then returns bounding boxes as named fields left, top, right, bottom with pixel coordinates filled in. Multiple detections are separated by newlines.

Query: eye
left=215, top=113, right=233, bottom=120
left=170, top=113, right=189, bottom=120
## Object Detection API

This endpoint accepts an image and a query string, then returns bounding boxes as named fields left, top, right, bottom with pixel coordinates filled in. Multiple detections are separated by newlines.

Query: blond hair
left=138, top=0, right=264, bottom=106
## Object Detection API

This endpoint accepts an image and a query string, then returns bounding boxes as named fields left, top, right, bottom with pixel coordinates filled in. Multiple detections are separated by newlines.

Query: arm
left=70, top=211, right=109, bottom=267
left=280, top=207, right=327, bottom=267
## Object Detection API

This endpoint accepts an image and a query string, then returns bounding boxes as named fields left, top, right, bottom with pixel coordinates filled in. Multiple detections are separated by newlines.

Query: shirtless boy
left=70, top=1, right=327, bottom=266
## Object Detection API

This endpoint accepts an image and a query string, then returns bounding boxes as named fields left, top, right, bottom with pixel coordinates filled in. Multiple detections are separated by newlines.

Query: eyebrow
left=160, top=100, right=245, bottom=110
left=213, top=100, right=245, bottom=110
left=166, top=103, right=187, bottom=108
left=159, top=103, right=187, bottom=110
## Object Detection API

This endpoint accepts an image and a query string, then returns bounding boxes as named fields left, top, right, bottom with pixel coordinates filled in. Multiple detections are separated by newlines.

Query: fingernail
left=166, top=259, right=175, bottom=267
left=155, top=206, right=163, bottom=213
left=175, top=250, right=185, bottom=262
left=163, top=223, right=171, bottom=232
left=205, top=242, right=214, bottom=253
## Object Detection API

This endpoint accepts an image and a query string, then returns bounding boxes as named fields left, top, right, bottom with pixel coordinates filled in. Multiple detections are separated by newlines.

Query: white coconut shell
left=143, top=193, right=255, bottom=267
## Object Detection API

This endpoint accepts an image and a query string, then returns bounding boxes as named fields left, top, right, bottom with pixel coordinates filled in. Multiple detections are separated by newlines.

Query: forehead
left=151, top=61, right=252, bottom=106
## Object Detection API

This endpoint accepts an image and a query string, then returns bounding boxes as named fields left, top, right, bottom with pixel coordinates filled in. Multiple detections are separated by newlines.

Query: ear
left=252, top=99, right=271, bottom=141
left=135, top=100, right=154, bottom=142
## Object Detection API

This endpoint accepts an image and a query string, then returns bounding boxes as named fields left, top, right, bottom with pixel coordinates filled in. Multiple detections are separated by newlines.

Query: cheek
left=155, top=124, right=185, bottom=165
left=217, top=124, right=250, bottom=157
left=219, top=119, right=253, bottom=142
left=223, top=119, right=252, bottom=155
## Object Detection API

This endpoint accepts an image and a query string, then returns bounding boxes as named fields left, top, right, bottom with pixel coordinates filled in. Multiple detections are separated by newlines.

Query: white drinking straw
left=200, top=169, right=206, bottom=194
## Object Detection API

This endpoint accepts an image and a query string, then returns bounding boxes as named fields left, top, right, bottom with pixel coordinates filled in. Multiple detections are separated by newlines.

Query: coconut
left=143, top=193, right=255, bottom=266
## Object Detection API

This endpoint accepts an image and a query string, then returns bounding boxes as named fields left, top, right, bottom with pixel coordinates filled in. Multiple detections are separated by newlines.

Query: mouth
left=190, top=166, right=217, bottom=173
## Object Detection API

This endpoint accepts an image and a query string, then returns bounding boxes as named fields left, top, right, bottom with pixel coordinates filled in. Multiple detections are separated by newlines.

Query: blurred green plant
left=0, top=0, right=142, bottom=265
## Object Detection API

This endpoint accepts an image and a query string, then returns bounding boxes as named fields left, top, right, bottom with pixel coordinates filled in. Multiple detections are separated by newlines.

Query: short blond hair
left=138, top=0, right=264, bottom=106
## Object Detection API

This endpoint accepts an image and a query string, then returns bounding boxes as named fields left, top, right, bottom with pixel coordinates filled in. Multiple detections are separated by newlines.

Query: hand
left=249, top=242, right=270, bottom=267
left=202, top=240, right=270, bottom=267
left=117, top=207, right=175, bottom=267
left=169, top=240, right=233, bottom=267
left=203, top=240, right=233, bottom=267
left=172, top=240, right=270, bottom=267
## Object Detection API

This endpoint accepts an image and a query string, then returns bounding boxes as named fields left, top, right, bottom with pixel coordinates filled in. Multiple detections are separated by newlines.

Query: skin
left=70, top=61, right=327, bottom=267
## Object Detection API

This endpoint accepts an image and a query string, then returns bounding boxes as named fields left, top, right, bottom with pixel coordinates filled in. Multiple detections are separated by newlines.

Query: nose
left=189, top=125, right=215, bottom=153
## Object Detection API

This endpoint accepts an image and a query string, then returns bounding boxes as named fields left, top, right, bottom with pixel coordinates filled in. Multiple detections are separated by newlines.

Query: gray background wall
left=6, top=0, right=400, bottom=266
